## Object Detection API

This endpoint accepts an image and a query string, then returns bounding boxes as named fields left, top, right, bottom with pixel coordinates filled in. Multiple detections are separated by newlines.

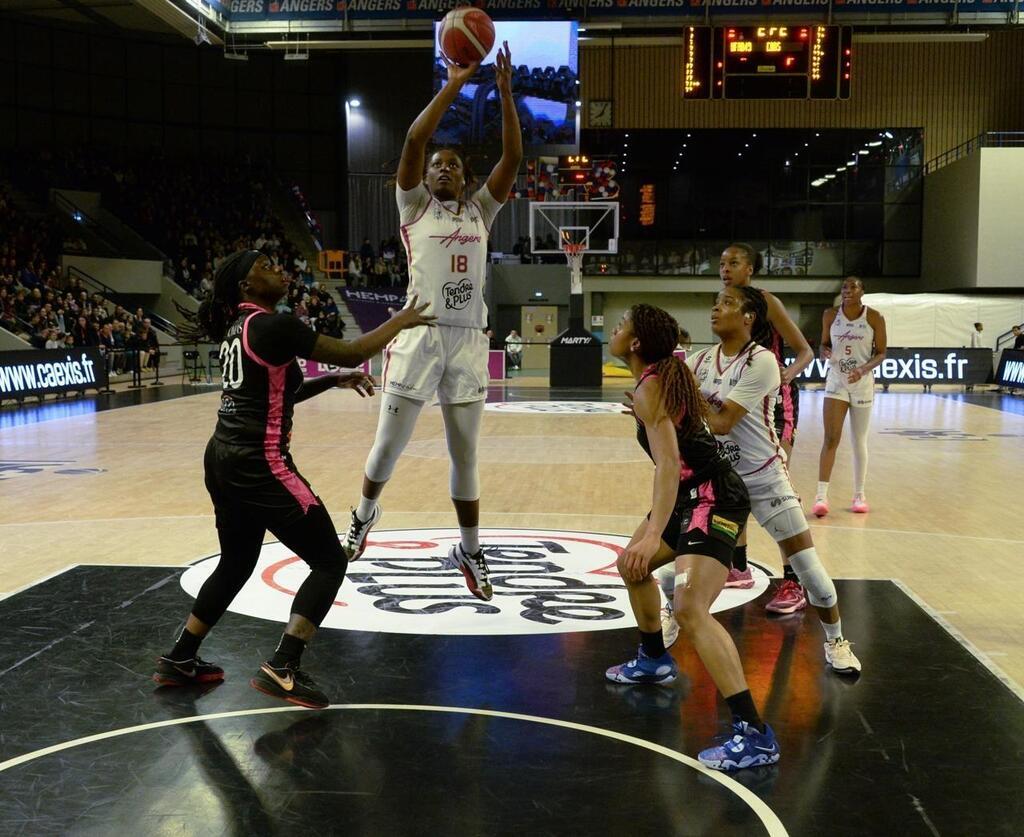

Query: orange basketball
left=438, top=7, right=495, bottom=68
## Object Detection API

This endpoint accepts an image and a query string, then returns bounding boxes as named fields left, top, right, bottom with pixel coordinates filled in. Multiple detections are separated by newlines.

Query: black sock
left=269, top=633, right=306, bottom=669
left=725, top=689, right=764, bottom=733
left=169, top=627, right=202, bottom=661
left=783, top=564, right=799, bottom=584
left=733, top=545, right=748, bottom=573
left=640, top=629, right=666, bottom=659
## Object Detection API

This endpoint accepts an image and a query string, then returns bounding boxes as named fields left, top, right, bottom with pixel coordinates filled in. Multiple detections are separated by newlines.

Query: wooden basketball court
left=1, top=379, right=1022, bottom=835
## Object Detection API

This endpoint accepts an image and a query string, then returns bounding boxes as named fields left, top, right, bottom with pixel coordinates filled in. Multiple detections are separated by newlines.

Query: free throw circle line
left=0, top=702, right=788, bottom=836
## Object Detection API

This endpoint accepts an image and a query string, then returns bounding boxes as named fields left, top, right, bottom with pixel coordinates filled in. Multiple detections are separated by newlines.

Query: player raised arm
left=397, top=58, right=480, bottom=191
left=485, top=42, right=523, bottom=202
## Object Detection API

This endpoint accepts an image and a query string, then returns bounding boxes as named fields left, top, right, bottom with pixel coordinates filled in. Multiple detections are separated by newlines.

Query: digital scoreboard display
left=683, top=26, right=852, bottom=100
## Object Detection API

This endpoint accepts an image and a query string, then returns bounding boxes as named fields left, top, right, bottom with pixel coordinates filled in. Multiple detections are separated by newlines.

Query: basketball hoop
left=563, top=242, right=586, bottom=296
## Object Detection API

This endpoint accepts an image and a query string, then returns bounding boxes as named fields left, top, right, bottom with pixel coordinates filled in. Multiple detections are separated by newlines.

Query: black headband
left=215, top=249, right=262, bottom=291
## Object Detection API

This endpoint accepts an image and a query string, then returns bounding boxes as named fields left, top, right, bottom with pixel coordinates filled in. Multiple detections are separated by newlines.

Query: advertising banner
left=340, top=289, right=407, bottom=334
left=784, top=348, right=993, bottom=386
left=0, top=348, right=108, bottom=399
left=995, top=349, right=1024, bottom=388
left=226, top=0, right=1017, bottom=22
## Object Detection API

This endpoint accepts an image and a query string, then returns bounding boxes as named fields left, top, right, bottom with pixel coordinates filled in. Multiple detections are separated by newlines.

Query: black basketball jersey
left=213, top=303, right=319, bottom=450
left=634, top=364, right=730, bottom=494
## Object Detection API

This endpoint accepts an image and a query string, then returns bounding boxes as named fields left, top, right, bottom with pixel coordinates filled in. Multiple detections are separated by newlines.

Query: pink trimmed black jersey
left=632, top=364, right=749, bottom=567
left=208, top=302, right=320, bottom=519
left=760, top=316, right=799, bottom=444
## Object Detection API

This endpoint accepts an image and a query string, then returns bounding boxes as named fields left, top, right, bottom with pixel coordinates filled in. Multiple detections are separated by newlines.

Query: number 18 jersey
left=398, top=182, right=504, bottom=329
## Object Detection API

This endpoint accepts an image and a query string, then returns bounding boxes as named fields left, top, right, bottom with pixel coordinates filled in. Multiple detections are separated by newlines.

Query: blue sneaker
left=605, top=647, right=678, bottom=685
left=698, top=720, right=780, bottom=771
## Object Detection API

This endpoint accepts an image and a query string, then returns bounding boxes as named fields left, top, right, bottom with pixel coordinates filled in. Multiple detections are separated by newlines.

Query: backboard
left=528, top=202, right=619, bottom=255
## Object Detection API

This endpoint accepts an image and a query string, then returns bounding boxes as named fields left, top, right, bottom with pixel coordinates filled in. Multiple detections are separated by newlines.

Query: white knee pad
left=441, top=400, right=484, bottom=501
left=788, top=548, right=837, bottom=609
left=364, top=394, right=423, bottom=483
left=763, top=506, right=810, bottom=542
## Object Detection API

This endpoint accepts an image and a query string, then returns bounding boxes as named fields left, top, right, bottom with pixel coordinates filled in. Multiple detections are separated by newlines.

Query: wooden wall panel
left=580, top=30, right=1024, bottom=158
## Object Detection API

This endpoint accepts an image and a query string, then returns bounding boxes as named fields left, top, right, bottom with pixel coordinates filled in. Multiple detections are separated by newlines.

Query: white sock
left=460, top=525, right=479, bottom=554
left=356, top=495, right=377, bottom=521
left=822, top=619, right=843, bottom=641
left=816, top=481, right=829, bottom=501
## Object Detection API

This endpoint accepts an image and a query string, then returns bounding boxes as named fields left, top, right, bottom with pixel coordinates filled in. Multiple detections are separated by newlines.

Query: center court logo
left=179, top=528, right=769, bottom=635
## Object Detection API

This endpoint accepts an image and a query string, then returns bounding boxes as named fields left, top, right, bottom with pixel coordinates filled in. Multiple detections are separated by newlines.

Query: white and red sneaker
left=851, top=495, right=870, bottom=514
left=812, top=498, right=829, bottom=518
left=445, top=544, right=493, bottom=602
left=724, top=567, right=755, bottom=589
left=765, top=580, right=807, bottom=614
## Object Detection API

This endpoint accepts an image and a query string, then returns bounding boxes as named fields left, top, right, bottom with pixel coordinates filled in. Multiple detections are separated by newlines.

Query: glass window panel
left=806, top=205, right=845, bottom=240
left=847, top=205, right=883, bottom=238
left=768, top=242, right=810, bottom=276
left=807, top=242, right=844, bottom=276
left=883, top=241, right=921, bottom=276
left=883, top=203, right=921, bottom=241
left=847, top=166, right=884, bottom=202
left=843, top=241, right=881, bottom=276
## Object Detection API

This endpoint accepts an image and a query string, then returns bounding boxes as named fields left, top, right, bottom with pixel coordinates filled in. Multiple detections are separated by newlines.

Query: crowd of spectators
left=1, top=182, right=160, bottom=373
left=346, top=236, right=410, bottom=290
left=276, top=280, right=346, bottom=340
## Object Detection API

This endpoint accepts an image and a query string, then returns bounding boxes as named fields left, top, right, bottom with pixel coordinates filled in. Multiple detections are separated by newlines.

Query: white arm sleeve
left=396, top=182, right=431, bottom=225
left=726, top=350, right=781, bottom=414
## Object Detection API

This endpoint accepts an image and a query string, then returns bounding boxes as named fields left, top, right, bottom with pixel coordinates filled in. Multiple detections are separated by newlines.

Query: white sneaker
left=445, top=544, right=493, bottom=602
left=661, top=603, right=679, bottom=649
left=342, top=504, right=382, bottom=560
left=825, top=638, right=862, bottom=674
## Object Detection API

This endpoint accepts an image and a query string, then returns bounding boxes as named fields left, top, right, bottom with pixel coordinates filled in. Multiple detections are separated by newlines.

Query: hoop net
left=563, top=242, right=586, bottom=295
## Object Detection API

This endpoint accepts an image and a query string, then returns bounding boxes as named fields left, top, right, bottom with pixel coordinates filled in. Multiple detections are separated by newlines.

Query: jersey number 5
left=220, top=338, right=244, bottom=390
left=450, top=254, right=468, bottom=273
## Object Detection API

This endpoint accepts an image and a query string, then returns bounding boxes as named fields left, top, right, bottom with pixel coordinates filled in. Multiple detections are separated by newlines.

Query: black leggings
left=191, top=501, right=348, bottom=629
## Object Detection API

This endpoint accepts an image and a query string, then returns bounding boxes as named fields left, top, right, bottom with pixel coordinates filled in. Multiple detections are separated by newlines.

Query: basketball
left=438, top=7, right=495, bottom=68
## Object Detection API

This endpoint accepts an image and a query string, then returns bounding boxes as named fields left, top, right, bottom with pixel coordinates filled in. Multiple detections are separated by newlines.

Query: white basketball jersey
left=829, top=306, right=875, bottom=377
left=397, top=183, right=503, bottom=329
left=688, top=344, right=784, bottom=478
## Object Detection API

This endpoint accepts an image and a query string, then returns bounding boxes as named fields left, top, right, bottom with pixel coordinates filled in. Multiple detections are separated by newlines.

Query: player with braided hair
left=606, top=303, right=780, bottom=772
left=719, top=243, right=814, bottom=608
left=688, top=285, right=861, bottom=675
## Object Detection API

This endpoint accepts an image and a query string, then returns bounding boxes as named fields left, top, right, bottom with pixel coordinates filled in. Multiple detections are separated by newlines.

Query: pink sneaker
left=812, top=498, right=829, bottom=518
left=724, top=567, right=755, bottom=589
left=851, top=496, right=870, bottom=514
left=765, top=580, right=807, bottom=614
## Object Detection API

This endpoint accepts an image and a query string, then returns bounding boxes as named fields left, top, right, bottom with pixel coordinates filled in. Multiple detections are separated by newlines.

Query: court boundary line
left=0, top=563, right=184, bottom=601
left=892, top=578, right=1024, bottom=704
left=0, top=703, right=787, bottom=836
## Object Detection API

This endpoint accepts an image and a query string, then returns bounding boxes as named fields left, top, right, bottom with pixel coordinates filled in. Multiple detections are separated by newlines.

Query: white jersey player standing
left=814, top=276, right=887, bottom=517
left=686, top=284, right=860, bottom=674
left=342, top=43, right=522, bottom=601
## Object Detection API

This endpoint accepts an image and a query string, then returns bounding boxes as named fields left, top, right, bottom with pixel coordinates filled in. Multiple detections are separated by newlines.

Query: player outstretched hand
left=443, top=53, right=480, bottom=86
left=495, top=41, right=513, bottom=97
left=333, top=372, right=376, bottom=397
left=389, top=295, right=437, bottom=329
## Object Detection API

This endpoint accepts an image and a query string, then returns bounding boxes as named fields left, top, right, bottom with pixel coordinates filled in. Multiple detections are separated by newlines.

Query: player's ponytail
left=630, top=304, right=708, bottom=436
left=176, top=250, right=260, bottom=343
left=733, top=285, right=772, bottom=353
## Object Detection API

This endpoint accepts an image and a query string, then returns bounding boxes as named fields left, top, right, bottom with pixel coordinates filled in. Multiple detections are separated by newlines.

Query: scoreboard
left=683, top=26, right=852, bottom=100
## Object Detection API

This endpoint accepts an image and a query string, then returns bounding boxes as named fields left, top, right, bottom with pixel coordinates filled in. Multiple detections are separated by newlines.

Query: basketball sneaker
left=765, top=579, right=807, bottom=614
left=851, top=495, right=870, bottom=514
left=661, top=603, right=679, bottom=648
left=812, top=497, right=829, bottom=518
left=445, top=544, right=493, bottom=601
left=698, top=720, right=780, bottom=772
left=250, top=661, right=330, bottom=709
left=605, top=646, right=678, bottom=685
left=725, top=567, right=755, bottom=589
left=153, top=655, right=224, bottom=687
left=342, top=504, right=381, bottom=560
left=825, top=638, right=862, bottom=674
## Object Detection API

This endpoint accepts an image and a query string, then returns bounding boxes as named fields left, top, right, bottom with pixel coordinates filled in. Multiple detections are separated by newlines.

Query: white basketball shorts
left=382, top=324, right=489, bottom=404
left=744, top=460, right=809, bottom=540
left=824, top=367, right=875, bottom=407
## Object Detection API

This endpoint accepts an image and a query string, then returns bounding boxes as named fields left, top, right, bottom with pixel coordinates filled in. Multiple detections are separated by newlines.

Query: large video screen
left=432, top=20, right=579, bottom=150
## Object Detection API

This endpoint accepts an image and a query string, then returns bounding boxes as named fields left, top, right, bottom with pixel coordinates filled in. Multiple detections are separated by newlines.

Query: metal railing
left=924, top=132, right=1024, bottom=175
left=65, top=265, right=182, bottom=341
left=996, top=324, right=1023, bottom=351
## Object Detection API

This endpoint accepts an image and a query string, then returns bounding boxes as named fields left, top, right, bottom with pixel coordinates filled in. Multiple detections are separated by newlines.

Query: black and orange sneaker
left=250, top=661, right=330, bottom=709
left=153, top=655, right=225, bottom=686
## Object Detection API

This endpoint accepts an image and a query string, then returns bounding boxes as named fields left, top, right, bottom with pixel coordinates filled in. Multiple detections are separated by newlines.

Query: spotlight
left=348, top=98, right=361, bottom=107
